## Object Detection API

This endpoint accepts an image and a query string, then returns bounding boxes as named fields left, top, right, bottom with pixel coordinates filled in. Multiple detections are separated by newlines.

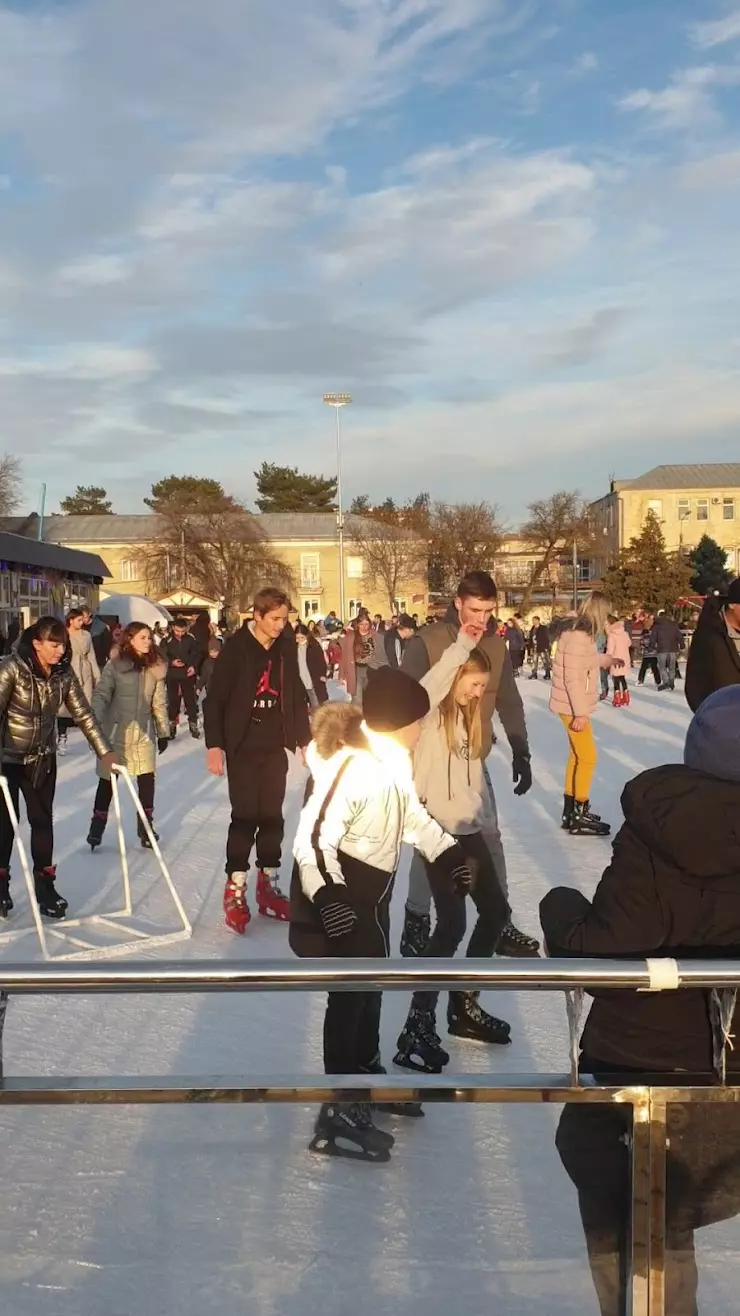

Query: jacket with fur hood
left=549, top=616, right=610, bottom=718
left=413, top=632, right=497, bottom=835
left=541, top=764, right=740, bottom=1073
left=92, top=656, right=169, bottom=779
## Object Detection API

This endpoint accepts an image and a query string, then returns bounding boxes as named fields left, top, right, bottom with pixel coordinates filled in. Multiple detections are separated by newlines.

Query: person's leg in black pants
left=180, top=678, right=199, bottom=727
left=167, top=680, right=182, bottom=726
left=19, top=760, right=57, bottom=875
left=0, top=764, right=22, bottom=873
left=225, top=750, right=259, bottom=876
left=136, top=772, right=156, bottom=842
left=254, top=749, right=289, bottom=872
left=324, top=991, right=380, bottom=1074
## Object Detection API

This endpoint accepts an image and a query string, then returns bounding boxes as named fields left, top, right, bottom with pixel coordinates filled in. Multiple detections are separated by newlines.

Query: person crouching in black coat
left=540, top=684, right=740, bottom=1316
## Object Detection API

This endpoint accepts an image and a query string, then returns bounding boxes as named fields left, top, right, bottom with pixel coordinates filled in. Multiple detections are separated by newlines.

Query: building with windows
left=590, top=464, right=740, bottom=575
left=0, top=529, right=109, bottom=636
left=0, top=513, right=427, bottom=622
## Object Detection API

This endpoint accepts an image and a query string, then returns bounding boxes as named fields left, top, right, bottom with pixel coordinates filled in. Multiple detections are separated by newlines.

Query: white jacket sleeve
left=420, top=634, right=477, bottom=713
left=293, top=761, right=360, bottom=901
left=402, top=781, right=457, bottom=863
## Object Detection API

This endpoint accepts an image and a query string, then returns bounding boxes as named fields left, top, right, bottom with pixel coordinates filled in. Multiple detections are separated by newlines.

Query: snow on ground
left=0, top=677, right=734, bottom=1315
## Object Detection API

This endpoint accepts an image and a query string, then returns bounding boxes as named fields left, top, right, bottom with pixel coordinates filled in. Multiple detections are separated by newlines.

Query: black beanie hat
left=727, top=578, right=740, bottom=604
left=363, top=667, right=430, bottom=733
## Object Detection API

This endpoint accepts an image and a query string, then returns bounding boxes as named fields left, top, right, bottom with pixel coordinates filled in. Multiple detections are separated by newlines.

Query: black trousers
left=94, top=772, right=155, bottom=815
left=57, top=717, right=75, bottom=735
left=225, top=746, right=288, bottom=874
left=0, top=759, right=57, bottom=873
left=413, top=831, right=510, bottom=1012
left=167, top=677, right=199, bottom=723
left=613, top=675, right=627, bottom=694
left=323, top=853, right=393, bottom=1074
left=637, top=656, right=659, bottom=685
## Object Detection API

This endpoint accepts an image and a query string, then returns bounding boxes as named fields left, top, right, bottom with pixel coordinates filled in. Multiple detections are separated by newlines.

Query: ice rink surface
left=0, top=677, right=735, bottom=1315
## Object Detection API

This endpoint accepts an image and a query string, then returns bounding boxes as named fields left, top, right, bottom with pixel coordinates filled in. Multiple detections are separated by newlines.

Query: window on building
left=303, top=597, right=320, bottom=618
left=300, top=553, right=320, bottom=589
left=677, top=498, right=690, bottom=520
left=348, top=599, right=362, bottom=618
left=646, top=499, right=663, bottom=518
left=120, top=558, right=139, bottom=582
left=724, top=497, right=735, bottom=521
left=346, top=556, right=363, bottom=579
left=696, top=499, right=709, bottom=522
left=727, top=550, right=737, bottom=572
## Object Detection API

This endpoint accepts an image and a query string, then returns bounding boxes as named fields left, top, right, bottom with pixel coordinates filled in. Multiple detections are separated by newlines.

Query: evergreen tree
left=60, top=484, right=113, bottom=515
left=145, top=475, right=235, bottom=514
left=689, top=534, right=733, bottom=595
left=254, top=463, right=337, bottom=513
left=350, top=495, right=371, bottom=514
left=602, top=511, right=692, bottom=613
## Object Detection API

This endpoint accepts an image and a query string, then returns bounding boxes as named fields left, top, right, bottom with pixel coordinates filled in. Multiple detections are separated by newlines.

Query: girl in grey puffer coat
left=87, top=623, right=170, bottom=851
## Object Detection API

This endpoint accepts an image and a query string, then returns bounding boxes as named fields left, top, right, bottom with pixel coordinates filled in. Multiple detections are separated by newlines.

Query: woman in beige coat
left=57, top=609, right=101, bottom=754
left=87, top=623, right=170, bottom=850
left=550, top=592, right=623, bottom=838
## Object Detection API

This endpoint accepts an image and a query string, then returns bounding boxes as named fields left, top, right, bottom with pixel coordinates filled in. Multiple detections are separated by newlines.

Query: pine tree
left=689, top=535, right=733, bottom=595
left=254, top=463, right=337, bottom=513
left=60, top=484, right=112, bottom=515
left=602, top=511, right=692, bottom=613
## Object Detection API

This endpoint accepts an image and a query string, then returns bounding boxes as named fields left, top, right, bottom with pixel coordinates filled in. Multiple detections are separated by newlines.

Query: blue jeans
left=658, top=652, right=677, bottom=687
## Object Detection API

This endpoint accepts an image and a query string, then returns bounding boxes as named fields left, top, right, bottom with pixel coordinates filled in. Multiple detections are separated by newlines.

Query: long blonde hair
left=438, top=648, right=491, bottom=761
left=578, top=590, right=611, bottom=637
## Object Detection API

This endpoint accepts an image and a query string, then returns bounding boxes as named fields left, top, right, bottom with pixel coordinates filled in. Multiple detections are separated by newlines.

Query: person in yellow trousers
left=550, top=592, right=624, bottom=836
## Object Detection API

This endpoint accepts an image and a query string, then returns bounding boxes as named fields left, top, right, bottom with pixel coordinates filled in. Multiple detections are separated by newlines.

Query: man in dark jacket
left=649, top=609, right=685, bottom=691
left=376, top=614, right=416, bottom=669
left=205, top=587, right=311, bottom=933
left=401, top=570, right=537, bottom=957
left=685, top=580, right=740, bottom=711
left=540, top=685, right=740, bottom=1315
left=161, top=617, right=203, bottom=739
left=527, top=616, right=551, bottom=680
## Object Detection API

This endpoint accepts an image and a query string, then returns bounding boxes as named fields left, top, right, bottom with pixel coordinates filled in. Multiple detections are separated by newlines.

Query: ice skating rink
left=0, top=680, right=735, bottom=1315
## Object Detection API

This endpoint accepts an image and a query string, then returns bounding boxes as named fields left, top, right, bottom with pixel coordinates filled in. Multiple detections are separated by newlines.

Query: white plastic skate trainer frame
left=0, top=766, right=192, bottom=961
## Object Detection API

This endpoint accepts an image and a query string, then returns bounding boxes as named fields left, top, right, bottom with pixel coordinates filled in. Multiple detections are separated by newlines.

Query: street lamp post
left=322, top=393, right=352, bottom=622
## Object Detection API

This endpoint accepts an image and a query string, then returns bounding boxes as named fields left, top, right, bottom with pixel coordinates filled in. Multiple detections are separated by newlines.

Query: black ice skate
left=360, top=1054, right=424, bottom=1118
left=34, top=868, right=68, bottom=920
left=137, top=810, right=159, bottom=850
left=394, top=1005, right=450, bottom=1074
left=189, top=720, right=201, bottom=740
left=497, top=921, right=540, bottom=958
left=568, top=801, right=610, bottom=838
left=447, top=992, right=511, bottom=1046
left=309, top=1102, right=394, bottom=1163
left=0, top=870, right=13, bottom=919
left=87, top=811, right=107, bottom=852
left=400, top=908, right=431, bottom=957
left=169, top=721, right=178, bottom=741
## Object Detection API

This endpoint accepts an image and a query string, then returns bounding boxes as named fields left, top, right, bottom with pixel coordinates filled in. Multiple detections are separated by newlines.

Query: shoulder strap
left=310, top=755, right=355, bottom=885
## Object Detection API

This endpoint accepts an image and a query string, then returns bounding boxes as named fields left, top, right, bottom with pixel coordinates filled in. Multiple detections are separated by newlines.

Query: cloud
left=676, top=148, right=740, bottom=189
left=571, top=51, right=598, bottom=76
left=536, top=306, right=630, bottom=368
left=617, top=65, right=740, bottom=130
left=0, top=344, right=156, bottom=381
left=692, top=10, right=740, bottom=49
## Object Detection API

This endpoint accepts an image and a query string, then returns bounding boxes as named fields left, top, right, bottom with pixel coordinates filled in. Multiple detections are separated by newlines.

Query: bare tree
left=347, top=514, right=427, bottom=614
left=428, top=501, right=504, bottom=595
left=144, top=504, right=293, bottom=611
left=0, top=455, right=22, bottom=515
left=517, top=491, right=594, bottom=614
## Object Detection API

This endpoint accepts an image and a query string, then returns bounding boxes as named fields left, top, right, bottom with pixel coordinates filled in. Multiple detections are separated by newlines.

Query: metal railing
left=1, top=957, right=739, bottom=1316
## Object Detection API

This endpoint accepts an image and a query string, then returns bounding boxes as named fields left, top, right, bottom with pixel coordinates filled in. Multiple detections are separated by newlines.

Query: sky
left=1, top=0, right=740, bottom=526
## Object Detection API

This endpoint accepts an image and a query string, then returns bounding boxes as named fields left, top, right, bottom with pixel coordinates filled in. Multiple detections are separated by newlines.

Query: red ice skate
left=623, top=689, right=631, bottom=707
left=612, top=690, right=623, bottom=707
left=256, top=868, right=290, bottom=921
left=223, top=874, right=251, bottom=934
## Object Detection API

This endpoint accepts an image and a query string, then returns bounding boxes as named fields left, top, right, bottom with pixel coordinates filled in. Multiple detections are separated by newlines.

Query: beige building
left=7, top=513, right=428, bottom=621
left=591, top=463, right=740, bottom=574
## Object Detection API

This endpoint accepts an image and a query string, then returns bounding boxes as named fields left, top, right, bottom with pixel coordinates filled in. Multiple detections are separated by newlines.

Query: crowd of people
left=2, top=570, right=740, bottom=1306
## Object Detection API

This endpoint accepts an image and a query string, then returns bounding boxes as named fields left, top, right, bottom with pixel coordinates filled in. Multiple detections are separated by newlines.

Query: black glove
left=314, top=886, right=358, bottom=939
left=436, top=842, right=472, bottom=894
left=157, top=737, right=170, bottom=756
left=512, top=753, right=532, bottom=796
left=451, top=863, right=472, bottom=896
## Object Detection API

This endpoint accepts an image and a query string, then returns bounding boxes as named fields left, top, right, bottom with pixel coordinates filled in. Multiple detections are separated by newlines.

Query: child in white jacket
left=290, top=666, right=471, bottom=1163
left=395, top=624, right=512, bottom=1072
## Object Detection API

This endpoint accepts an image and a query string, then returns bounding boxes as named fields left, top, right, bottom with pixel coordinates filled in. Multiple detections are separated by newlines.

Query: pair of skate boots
left=310, top=1053, right=425, bottom=1163
left=169, top=719, right=201, bottom=741
left=613, top=689, right=630, bottom=707
left=394, top=996, right=512, bottom=1074
left=561, top=795, right=610, bottom=838
left=223, top=868, right=290, bottom=932
left=400, top=909, right=540, bottom=959
left=87, top=809, right=159, bottom=852
left=0, top=867, right=67, bottom=921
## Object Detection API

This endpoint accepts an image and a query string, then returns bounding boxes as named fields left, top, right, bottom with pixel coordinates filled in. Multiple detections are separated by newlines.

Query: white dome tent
left=95, top=594, right=173, bottom=628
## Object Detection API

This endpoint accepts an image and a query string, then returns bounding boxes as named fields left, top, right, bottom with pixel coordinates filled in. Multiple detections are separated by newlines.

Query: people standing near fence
left=550, top=592, right=623, bottom=837
left=161, top=617, right=203, bottom=740
left=0, top=617, right=116, bottom=919
left=402, top=571, right=538, bottom=959
left=395, top=625, right=513, bottom=1075
left=527, top=616, right=552, bottom=680
left=290, top=672, right=471, bottom=1162
left=605, top=615, right=632, bottom=707
left=339, top=615, right=376, bottom=706
left=205, top=587, right=310, bottom=933
left=87, top=623, right=170, bottom=852
left=650, top=608, right=685, bottom=692
left=57, top=608, right=101, bottom=755
left=541, top=683, right=740, bottom=1316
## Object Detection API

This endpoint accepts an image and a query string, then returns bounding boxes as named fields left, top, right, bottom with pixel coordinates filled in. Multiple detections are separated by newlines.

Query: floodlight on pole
left=322, top=393, right=352, bottom=622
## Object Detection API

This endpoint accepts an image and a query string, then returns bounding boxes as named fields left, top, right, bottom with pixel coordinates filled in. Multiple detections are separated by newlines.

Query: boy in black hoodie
left=204, top=587, right=310, bottom=932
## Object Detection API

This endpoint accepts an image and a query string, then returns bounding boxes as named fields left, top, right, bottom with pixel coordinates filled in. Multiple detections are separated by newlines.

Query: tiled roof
left=615, top=463, right=740, bottom=491
left=0, top=511, right=405, bottom=544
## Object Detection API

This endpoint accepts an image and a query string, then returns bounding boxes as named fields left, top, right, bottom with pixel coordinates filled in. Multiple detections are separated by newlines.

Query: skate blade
left=496, top=945, right=541, bottom=959
left=377, top=1102, right=425, bottom=1118
left=447, top=1026, right=511, bottom=1047
left=309, top=1134, right=391, bottom=1163
left=392, top=1049, right=444, bottom=1075
left=257, top=905, right=290, bottom=922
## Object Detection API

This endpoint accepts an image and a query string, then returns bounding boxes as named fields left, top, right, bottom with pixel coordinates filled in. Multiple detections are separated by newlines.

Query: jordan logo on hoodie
left=254, top=660, right=280, bottom=717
